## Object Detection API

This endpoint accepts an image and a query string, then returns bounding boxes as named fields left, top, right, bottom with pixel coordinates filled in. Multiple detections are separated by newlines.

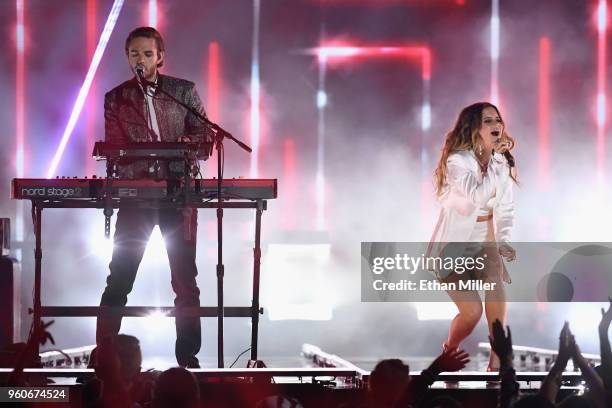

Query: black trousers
left=96, top=207, right=201, bottom=367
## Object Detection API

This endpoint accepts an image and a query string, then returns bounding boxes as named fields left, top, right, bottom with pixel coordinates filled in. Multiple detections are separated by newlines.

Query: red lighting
left=596, top=0, right=608, bottom=177
left=205, top=42, right=220, bottom=175
left=207, top=42, right=220, bottom=122
left=308, top=0, right=466, bottom=5
left=282, top=138, right=297, bottom=229
left=308, top=42, right=432, bottom=78
left=15, top=0, right=26, bottom=178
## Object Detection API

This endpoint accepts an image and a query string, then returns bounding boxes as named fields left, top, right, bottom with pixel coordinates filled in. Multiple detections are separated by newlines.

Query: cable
left=229, top=347, right=251, bottom=368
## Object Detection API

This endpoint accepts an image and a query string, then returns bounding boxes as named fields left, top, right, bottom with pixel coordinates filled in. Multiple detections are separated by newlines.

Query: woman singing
left=428, top=102, right=517, bottom=370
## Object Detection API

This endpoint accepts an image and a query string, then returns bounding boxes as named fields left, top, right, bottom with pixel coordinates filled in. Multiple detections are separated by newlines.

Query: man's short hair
left=369, top=358, right=410, bottom=393
left=124, top=26, right=165, bottom=67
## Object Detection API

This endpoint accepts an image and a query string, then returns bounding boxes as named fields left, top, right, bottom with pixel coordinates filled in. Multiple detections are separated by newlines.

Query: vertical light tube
left=490, top=0, right=500, bottom=105
left=316, top=55, right=327, bottom=231
left=250, top=0, right=261, bottom=178
left=46, top=0, right=125, bottom=178
left=420, top=48, right=431, bottom=132
left=420, top=48, right=432, bottom=228
left=597, top=0, right=607, bottom=182
left=206, top=42, right=220, bottom=174
left=207, top=42, right=220, bottom=121
left=15, top=0, right=25, bottom=243
left=86, top=0, right=97, bottom=176
left=538, top=37, right=550, bottom=191
left=148, top=0, right=157, bottom=27
left=282, top=138, right=296, bottom=229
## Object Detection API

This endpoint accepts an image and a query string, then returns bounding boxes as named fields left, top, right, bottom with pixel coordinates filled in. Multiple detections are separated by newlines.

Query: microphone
left=501, top=136, right=515, bottom=167
left=496, top=135, right=515, bottom=168
left=503, top=151, right=515, bottom=167
left=135, top=63, right=146, bottom=85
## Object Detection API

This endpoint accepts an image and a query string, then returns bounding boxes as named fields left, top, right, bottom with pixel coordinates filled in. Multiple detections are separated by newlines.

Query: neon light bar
left=15, top=0, right=25, bottom=242
left=490, top=0, right=500, bottom=105
left=597, top=0, right=607, bottom=179
left=46, top=0, right=124, bottom=178
left=250, top=0, right=261, bottom=178
left=538, top=37, right=550, bottom=190
left=148, top=0, right=157, bottom=27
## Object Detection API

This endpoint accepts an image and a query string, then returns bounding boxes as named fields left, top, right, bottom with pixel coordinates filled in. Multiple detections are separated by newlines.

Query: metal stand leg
left=33, top=202, right=42, bottom=357
left=214, top=138, right=226, bottom=369
left=248, top=201, right=265, bottom=368
left=216, top=205, right=224, bottom=368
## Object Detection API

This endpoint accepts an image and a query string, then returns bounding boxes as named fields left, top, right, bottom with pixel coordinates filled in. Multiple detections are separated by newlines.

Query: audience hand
left=429, top=348, right=470, bottom=373
left=489, top=319, right=513, bottom=366
left=599, top=297, right=612, bottom=334
left=555, top=322, right=572, bottom=369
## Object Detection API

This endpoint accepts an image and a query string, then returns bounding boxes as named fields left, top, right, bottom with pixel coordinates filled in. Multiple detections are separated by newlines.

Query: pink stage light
left=15, top=0, right=25, bottom=178
left=15, top=0, right=26, bottom=241
left=282, top=139, right=297, bottom=229
left=207, top=42, right=221, bottom=122
left=308, top=0, right=466, bottom=5
left=86, top=0, right=97, bottom=177
left=490, top=0, right=500, bottom=105
left=538, top=37, right=550, bottom=191
left=147, top=0, right=158, bottom=28
left=250, top=0, right=261, bottom=178
left=310, top=44, right=431, bottom=70
left=205, top=42, right=220, bottom=175
left=596, top=0, right=607, bottom=180
left=46, top=0, right=124, bottom=178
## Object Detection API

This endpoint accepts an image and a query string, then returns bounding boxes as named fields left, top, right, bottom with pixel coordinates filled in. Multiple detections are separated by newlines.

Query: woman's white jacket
left=428, top=149, right=514, bottom=256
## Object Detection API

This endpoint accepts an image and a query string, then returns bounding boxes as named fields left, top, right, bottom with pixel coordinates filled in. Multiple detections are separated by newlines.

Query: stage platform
left=0, top=368, right=589, bottom=408
left=0, top=343, right=592, bottom=408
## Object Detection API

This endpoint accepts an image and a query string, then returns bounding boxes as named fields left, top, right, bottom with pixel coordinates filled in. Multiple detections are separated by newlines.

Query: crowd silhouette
left=1, top=298, right=612, bottom=407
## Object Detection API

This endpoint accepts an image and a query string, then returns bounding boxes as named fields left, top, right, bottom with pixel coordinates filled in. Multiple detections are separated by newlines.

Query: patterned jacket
left=104, top=74, right=212, bottom=179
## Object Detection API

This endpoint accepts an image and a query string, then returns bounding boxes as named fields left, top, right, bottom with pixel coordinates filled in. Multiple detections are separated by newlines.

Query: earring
left=478, top=144, right=483, bottom=155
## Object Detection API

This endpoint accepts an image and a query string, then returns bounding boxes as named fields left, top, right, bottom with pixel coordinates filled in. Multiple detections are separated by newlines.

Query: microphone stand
left=210, top=121, right=251, bottom=369
left=101, top=73, right=157, bottom=239
left=143, top=77, right=252, bottom=368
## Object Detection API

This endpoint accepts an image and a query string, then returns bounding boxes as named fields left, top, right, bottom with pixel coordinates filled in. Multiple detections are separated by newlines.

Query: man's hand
left=429, top=348, right=470, bottom=373
left=178, top=136, right=192, bottom=142
left=499, top=243, right=516, bottom=262
left=489, top=319, right=513, bottom=366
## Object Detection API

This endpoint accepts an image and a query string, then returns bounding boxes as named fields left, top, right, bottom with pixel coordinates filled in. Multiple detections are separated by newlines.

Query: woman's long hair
left=433, top=102, right=517, bottom=196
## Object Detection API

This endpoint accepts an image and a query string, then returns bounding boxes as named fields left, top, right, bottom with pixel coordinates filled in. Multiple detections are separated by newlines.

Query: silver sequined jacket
left=104, top=74, right=212, bottom=179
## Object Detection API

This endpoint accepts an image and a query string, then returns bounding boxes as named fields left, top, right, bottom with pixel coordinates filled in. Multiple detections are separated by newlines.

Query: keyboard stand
left=28, top=198, right=267, bottom=366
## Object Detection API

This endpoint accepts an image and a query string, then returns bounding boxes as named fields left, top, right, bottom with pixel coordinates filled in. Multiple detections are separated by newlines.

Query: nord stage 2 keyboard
left=12, top=178, right=277, bottom=201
